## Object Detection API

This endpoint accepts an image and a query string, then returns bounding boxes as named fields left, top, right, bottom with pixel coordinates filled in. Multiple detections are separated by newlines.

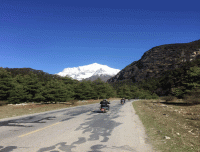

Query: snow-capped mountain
left=56, top=63, right=120, bottom=81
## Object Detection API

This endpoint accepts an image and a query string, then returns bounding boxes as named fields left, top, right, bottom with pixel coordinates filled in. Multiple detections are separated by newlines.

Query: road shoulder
left=104, top=100, right=155, bottom=152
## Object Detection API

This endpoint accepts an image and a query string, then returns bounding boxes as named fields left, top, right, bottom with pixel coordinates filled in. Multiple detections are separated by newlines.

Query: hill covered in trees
left=131, top=59, right=200, bottom=104
left=108, top=58, right=200, bottom=104
left=106, top=39, right=200, bottom=104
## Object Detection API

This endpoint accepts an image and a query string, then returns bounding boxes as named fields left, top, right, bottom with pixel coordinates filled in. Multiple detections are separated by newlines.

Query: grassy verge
left=0, top=98, right=120, bottom=120
left=132, top=99, right=200, bottom=152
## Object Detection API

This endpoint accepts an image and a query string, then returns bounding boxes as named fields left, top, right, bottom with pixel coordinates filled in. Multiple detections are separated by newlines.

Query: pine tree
left=117, top=84, right=132, bottom=99
left=93, top=78, right=107, bottom=100
left=104, top=83, right=116, bottom=98
left=8, top=74, right=30, bottom=103
left=33, top=83, right=46, bottom=103
left=42, top=80, right=58, bottom=103
left=54, top=80, right=75, bottom=102
left=23, top=73, right=42, bottom=102
left=0, top=68, right=13, bottom=101
left=8, top=83, right=28, bottom=104
left=74, top=80, right=96, bottom=100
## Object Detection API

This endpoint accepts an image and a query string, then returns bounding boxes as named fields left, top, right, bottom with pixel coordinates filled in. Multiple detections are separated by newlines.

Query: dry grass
left=0, top=98, right=120, bottom=120
left=132, top=99, right=200, bottom=152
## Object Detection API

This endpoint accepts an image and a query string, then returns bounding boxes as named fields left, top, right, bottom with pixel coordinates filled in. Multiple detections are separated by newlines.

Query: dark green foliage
left=1, top=67, right=77, bottom=104
left=8, top=74, right=34, bottom=103
left=183, top=66, right=200, bottom=90
left=61, top=76, right=79, bottom=85
left=103, top=82, right=117, bottom=98
left=72, top=78, right=117, bottom=100
left=92, top=78, right=116, bottom=100
left=55, top=81, right=75, bottom=102
left=23, top=74, right=43, bottom=101
left=137, top=78, right=160, bottom=94
left=132, top=89, right=158, bottom=99
left=74, top=80, right=98, bottom=100
left=110, top=79, right=159, bottom=99
left=117, top=84, right=132, bottom=99
left=131, top=59, right=200, bottom=103
left=42, top=80, right=58, bottom=103
left=33, top=92, right=46, bottom=103
left=0, top=68, right=13, bottom=100
left=157, top=59, right=200, bottom=98
left=110, top=79, right=135, bottom=90
left=42, top=80, right=74, bottom=103
left=8, top=83, right=28, bottom=104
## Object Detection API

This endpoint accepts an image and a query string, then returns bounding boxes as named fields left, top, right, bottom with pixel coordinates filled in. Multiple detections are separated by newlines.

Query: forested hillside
left=136, top=59, right=200, bottom=104
left=108, top=58, right=200, bottom=104
left=0, top=67, right=158, bottom=104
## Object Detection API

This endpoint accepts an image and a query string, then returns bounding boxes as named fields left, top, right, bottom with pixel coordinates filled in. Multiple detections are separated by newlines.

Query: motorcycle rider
left=100, top=99, right=110, bottom=110
left=121, top=98, right=125, bottom=104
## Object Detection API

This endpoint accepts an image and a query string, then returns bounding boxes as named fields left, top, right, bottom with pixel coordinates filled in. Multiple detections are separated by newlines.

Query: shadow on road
left=0, top=146, right=18, bottom=152
left=91, top=110, right=103, bottom=113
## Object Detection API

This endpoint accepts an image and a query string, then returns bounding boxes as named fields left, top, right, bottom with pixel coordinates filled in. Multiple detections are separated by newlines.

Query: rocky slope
left=82, top=74, right=113, bottom=82
left=107, top=39, right=200, bottom=83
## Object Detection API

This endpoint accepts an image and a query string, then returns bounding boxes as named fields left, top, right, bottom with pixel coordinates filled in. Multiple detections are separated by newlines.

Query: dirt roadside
left=132, top=99, right=200, bottom=152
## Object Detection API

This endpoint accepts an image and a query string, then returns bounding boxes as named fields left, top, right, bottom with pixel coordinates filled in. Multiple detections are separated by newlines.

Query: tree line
left=0, top=67, right=159, bottom=104
left=109, top=79, right=158, bottom=100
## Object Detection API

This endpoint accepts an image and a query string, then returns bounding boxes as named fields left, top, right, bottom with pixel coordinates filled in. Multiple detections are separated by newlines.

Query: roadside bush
left=151, top=93, right=159, bottom=99
left=163, top=95, right=177, bottom=102
left=184, top=89, right=200, bottom=104
left=0, top=101, right=7, bottom=106
left=8, top=83, right=30, bottom=104
left=171, top=87, right=185, bottom=98
left=68, top=100, right=79, bottom=105
left=0, top=68, right=13, bottom=101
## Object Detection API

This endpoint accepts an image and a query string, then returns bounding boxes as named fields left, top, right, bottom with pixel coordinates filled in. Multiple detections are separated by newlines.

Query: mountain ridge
left=56, top=63, right=120, bottom=81
left=107, top=39, right=200, bottom=83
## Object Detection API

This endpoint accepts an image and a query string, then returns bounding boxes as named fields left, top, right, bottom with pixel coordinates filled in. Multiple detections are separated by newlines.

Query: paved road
left=0, top=100, right=154, bottom=152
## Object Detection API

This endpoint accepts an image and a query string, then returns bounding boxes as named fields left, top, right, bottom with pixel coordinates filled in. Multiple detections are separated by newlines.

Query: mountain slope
left=107, top=39, right=200, bottom=83
left=56, top=63, right=120, bottom=81
left=82, top=74, right=113, bottom=82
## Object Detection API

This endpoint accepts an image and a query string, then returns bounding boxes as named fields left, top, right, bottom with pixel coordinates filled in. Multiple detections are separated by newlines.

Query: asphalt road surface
left=0, top=100, right=154, bottom=152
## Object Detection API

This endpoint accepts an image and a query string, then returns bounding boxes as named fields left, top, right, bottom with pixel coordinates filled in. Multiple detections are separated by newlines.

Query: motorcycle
left=100, top=100, right=110, bottom=113
left=100, top=106, right=109, bottom=113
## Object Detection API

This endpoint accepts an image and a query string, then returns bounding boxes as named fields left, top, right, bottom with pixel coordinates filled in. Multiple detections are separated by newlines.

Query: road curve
left=0, top=100, right=154, bottom=152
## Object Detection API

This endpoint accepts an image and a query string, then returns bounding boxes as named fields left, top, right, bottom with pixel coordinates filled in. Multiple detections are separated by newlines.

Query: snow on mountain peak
left=56, top=63, right=120, bottom=80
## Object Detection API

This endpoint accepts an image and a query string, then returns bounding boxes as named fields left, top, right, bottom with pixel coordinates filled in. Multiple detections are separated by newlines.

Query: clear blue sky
left=1, top=0, right=200, bottom=74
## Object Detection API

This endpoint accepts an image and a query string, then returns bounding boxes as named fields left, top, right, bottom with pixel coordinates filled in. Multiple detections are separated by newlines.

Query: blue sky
left=1, top=0, right=200, bottom=74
